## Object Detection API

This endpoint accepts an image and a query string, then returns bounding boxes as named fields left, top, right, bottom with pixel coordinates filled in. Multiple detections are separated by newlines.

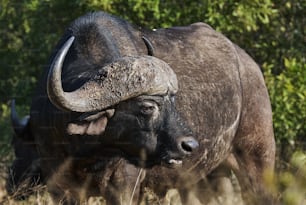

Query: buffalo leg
left=102, top=163, right=144, bottom=205
left=186, top=163, right=238, bottom=205
left=232, top=96, right=276, bottom=204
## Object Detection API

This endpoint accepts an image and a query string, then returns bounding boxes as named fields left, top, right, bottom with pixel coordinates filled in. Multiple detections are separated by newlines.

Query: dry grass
left=0, top=148, right=245, bottom=205
left=0, top=169, right=244, bottom=205
left=0, top=150, right=305, bottom=205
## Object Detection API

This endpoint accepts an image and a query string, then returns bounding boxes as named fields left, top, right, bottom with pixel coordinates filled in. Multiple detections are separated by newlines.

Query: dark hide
left=6, top=116, right=42, bottom=200
left=9, top=11, right=276, bottom=205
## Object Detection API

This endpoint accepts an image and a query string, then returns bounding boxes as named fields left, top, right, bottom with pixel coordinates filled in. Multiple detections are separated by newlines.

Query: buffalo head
left=47, top=36, right=199, bottom=167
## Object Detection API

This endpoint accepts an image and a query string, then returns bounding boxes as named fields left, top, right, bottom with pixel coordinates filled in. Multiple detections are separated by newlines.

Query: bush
left=264, top=58, right=306, bottom=156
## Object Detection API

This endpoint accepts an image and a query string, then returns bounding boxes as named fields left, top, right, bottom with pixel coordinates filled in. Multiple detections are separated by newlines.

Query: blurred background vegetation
left=0, top=0, right=305, bottom=204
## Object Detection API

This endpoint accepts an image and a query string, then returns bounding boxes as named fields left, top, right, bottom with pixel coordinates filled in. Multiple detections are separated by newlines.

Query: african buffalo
left=7, top=11, right=276, bottom=205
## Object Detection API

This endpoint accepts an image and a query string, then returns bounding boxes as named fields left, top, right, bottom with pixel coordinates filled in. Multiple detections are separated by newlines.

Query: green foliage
left=0, top=103, right=14, bottom=165
left=265, top=59, right=306, bottom=146
left=206, top=0, right=276, bottom=32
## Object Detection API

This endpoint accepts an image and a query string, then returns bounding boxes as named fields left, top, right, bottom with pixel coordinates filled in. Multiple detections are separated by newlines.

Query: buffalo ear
left=67, top=109, right=114, bottom=136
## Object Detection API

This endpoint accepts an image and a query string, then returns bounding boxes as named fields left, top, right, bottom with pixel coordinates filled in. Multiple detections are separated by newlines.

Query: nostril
left=180, top=138, right=199, bottom=153
left=181, top=141, right=192, bottom=152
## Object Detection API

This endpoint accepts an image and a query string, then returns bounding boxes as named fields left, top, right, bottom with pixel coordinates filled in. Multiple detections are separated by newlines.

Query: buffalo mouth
left=130, top=152, right=185, bottom=169
left=160, top=155, right=184, bottom=168
left=167, top=159, right=183, bottom=166
left=99, top=138, right=187, bottom=168
left=130, top=157, right=184, bottom=169
left=110, top=145, right=185, bottom=169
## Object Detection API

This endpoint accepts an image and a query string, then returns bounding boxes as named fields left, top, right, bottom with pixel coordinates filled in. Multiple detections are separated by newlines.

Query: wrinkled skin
left=103, top=95, right=195, bottom=166
left=7, top=12, right=276, bottom=205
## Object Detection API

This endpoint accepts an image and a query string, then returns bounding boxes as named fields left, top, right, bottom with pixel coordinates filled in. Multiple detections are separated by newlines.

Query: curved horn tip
left=142, top=36, right=154, bottom=56
left=11, top=99, right=17, bottom=121
left=11, top=99, right=16, bottom=108
left=11, top=99, right=29, bottom=135
left=47, top=36, right=75, bottom=111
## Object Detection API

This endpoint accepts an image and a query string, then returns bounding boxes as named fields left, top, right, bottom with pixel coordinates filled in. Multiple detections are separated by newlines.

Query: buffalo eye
left=140, top=102, right=157, bottom=116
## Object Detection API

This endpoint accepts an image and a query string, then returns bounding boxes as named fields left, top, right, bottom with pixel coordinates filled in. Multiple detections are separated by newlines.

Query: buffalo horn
left=142, top=36, right=154, bottom=56
left=47, top=36, right=178, bottom=113
left=11, top=99, right=29, bottom=135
